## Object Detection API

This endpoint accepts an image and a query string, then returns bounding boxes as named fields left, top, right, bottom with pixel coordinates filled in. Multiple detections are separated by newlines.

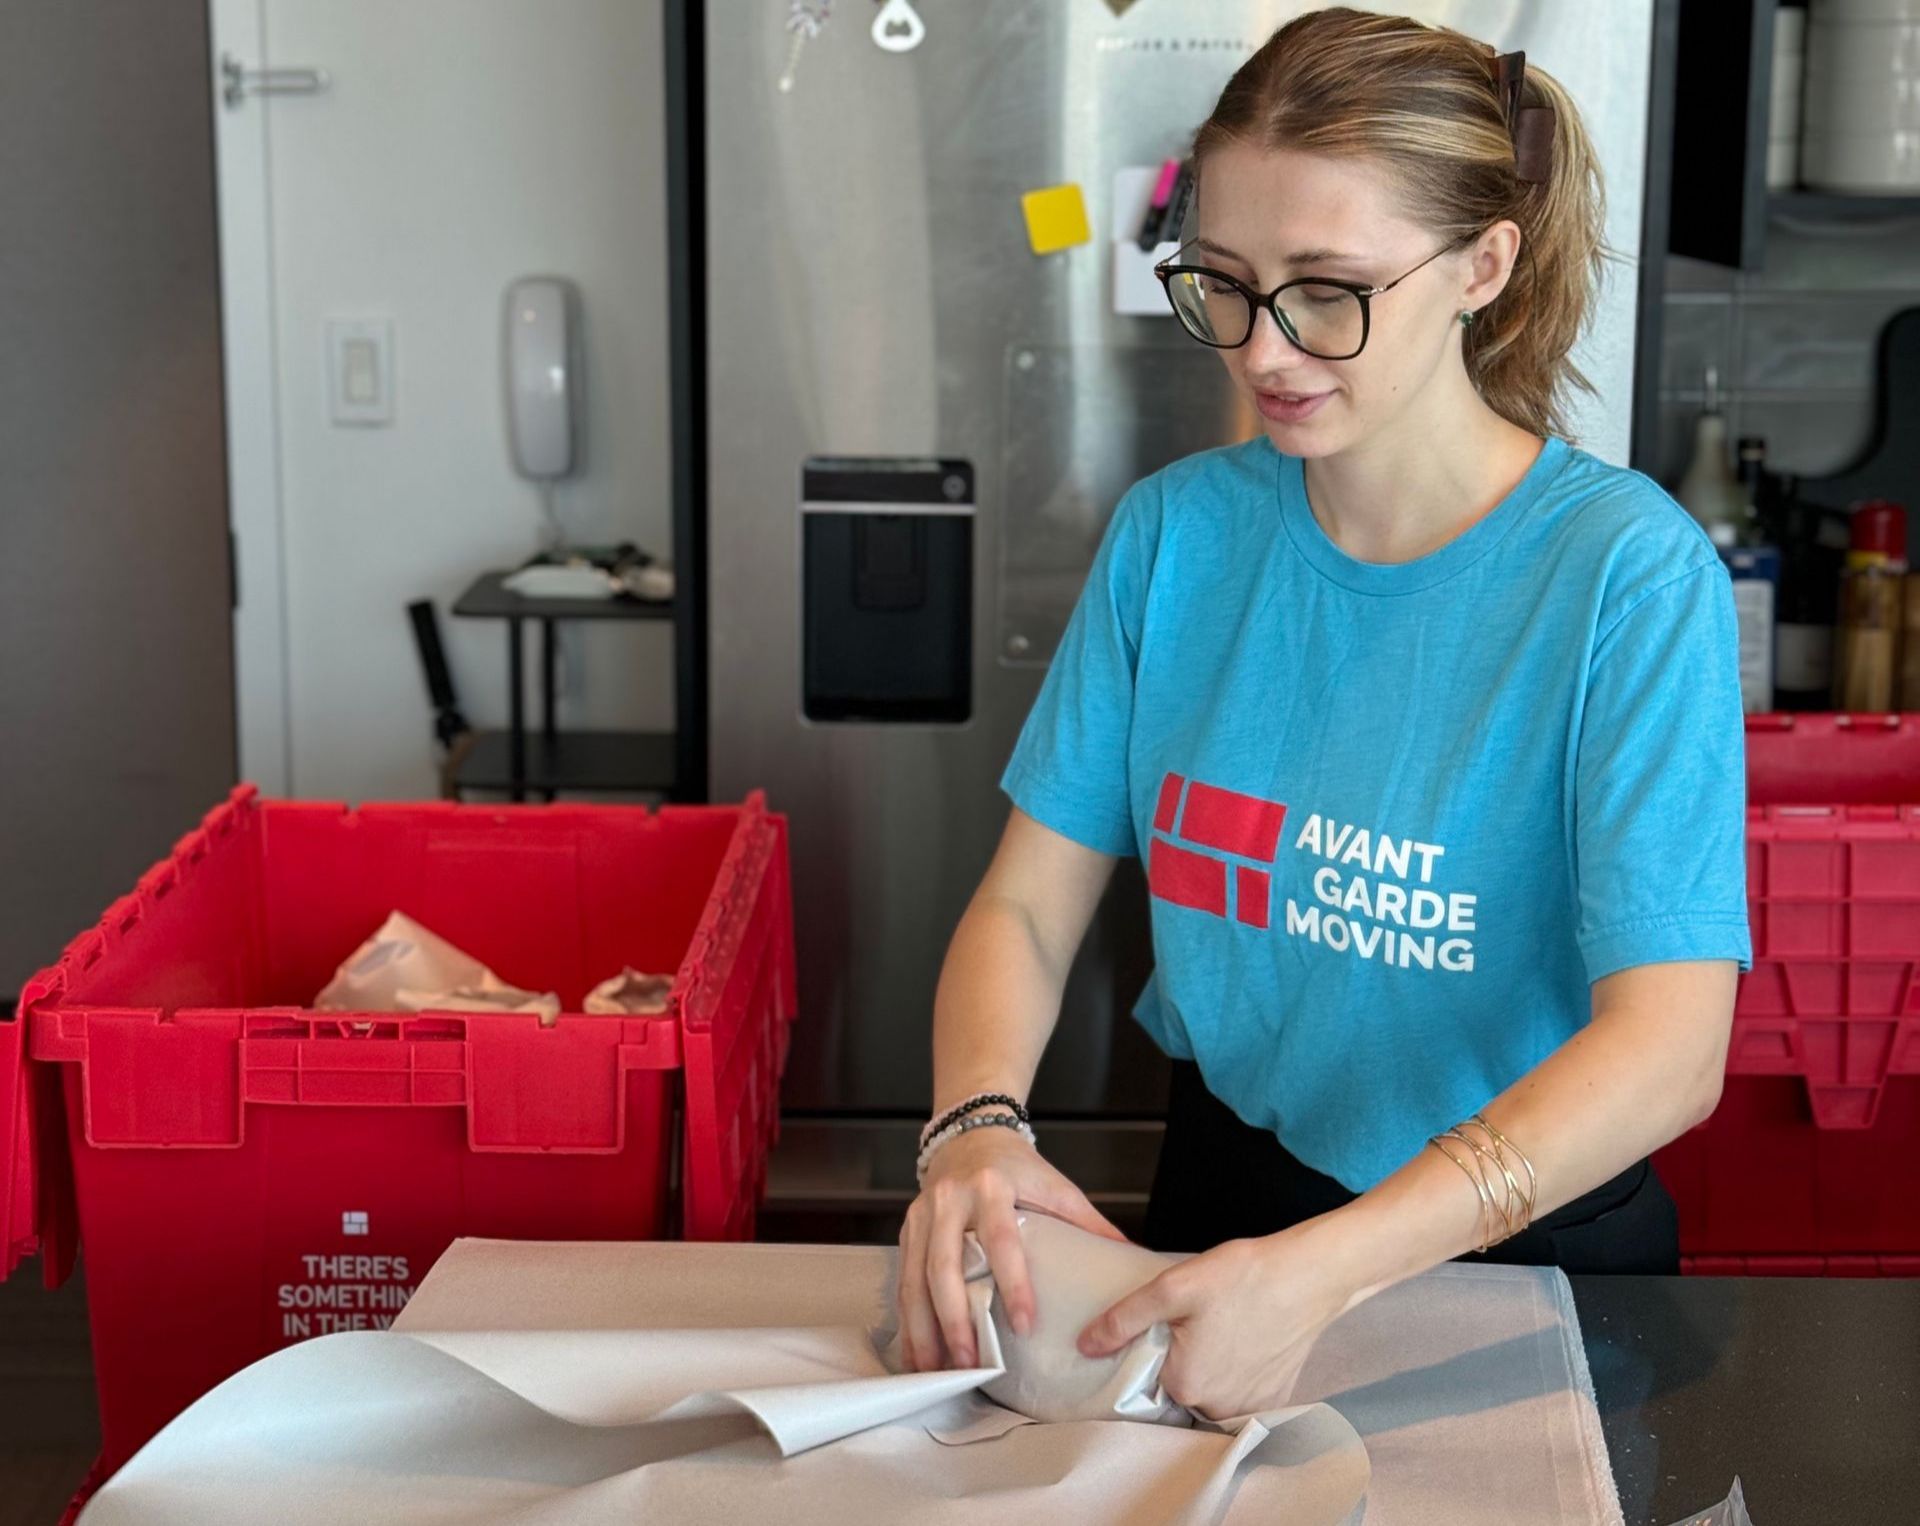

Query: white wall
left=258, top=0, right=672, bottom=800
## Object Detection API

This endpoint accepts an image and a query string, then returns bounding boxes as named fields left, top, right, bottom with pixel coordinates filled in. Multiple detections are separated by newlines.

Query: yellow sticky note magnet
left=1021, top=183, right=1092, bottom=256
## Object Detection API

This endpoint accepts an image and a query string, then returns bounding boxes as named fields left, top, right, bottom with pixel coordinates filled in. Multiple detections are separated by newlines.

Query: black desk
left=450, top=571, right=676, bottom=800
left=1573, top=1275, right=1920, bottom=1523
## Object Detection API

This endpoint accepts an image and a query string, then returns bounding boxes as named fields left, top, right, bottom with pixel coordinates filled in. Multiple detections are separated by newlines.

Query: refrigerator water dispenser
left=801, top=456, right=973, bottom=723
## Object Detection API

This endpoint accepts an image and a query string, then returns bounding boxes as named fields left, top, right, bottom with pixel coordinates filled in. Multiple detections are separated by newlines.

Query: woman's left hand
left=1075, top=1217, right=1362, bottom=1420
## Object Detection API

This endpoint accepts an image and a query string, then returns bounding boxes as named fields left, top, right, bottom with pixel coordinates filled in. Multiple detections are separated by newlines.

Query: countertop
left=1572, top=1274, right=1920, bottom=1524
left=3, top=1257, right=1914, bottom=1525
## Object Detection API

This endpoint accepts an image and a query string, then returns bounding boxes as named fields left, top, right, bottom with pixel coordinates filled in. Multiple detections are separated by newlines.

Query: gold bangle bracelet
left=1437, top=1128, right=1517, bottom=1247
left=1469, top=1113, right=1539, bottom=1230
left=1451, top=1122, right=1527, bottom=1242
left=1428, top=1134, right=1497, bottom=1253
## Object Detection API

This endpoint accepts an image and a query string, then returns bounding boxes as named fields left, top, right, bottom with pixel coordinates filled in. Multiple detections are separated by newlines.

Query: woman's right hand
left=895, top=1123, right=1129, bottom=1371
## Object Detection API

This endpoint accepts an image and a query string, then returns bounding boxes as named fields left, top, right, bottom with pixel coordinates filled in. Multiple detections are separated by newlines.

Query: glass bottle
left=1833, top=500, right=1907, bottom=713
left=1720, top=436, right=1781, bottom=713
left=1770, top=474, right=1846, bottom=712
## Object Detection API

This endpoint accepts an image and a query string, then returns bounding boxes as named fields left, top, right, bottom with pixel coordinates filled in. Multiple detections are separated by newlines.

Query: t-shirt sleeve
left=1573, top=559, right=1754, bottom=983
left=998, top=478, right=1156, bottom=858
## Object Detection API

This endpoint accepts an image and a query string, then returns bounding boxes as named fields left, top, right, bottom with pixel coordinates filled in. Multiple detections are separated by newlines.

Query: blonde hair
left=1192, top=7, right=1610, bottom=442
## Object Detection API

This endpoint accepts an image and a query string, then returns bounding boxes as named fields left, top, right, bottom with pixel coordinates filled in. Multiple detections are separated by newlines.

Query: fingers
left=1160, top=1340, right=1305, bottom=1423
left=895, top=1201, right=946, bottom=1372
left=975, top=1189, right=1036, bottom=1338
left=926, top=1181, right=981, bottom=1367
left=902, top=1146, right=1120, bottom=1369
left=1078, top=1266, right=1185, bottom=1358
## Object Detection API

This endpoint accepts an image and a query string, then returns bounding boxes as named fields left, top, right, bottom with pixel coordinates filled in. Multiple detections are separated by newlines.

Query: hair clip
left=1492, top=49, right=1556, bottom=184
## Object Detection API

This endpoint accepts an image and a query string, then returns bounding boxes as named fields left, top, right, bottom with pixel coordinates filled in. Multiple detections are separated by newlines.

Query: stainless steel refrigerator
left=692, top=0, right=1673, bottom=1216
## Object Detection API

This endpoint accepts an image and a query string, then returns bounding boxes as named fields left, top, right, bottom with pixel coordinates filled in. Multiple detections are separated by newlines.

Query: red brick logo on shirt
left=1148, top=773, right=1287, bottom=928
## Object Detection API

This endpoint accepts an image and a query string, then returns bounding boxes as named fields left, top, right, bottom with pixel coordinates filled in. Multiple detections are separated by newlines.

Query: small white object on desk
left=501, top=563, right=619, bottom=600
left=619, top=560, right=675, bottom=602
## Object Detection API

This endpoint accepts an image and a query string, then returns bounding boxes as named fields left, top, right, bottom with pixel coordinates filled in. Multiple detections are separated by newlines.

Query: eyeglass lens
left=1162, top=271, right=1366, bottom=358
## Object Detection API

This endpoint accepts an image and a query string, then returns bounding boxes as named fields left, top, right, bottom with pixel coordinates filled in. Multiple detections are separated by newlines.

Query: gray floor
left=0, top=1262, right=96, bottom=1526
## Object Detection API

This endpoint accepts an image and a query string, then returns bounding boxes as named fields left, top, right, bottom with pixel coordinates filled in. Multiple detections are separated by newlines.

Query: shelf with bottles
left=1674, top=377, right=1917, bottom=714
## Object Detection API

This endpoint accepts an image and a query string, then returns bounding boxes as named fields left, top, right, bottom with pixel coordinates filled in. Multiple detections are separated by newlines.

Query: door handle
left=220, top=52, right=330, bottom=109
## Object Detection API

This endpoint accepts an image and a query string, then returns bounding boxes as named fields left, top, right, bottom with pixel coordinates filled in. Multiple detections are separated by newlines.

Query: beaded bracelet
left=921, top=1110, right=1033, bottom=1160
left=918, top=1091, right=1031, bottom=1154
left=916, top=1112, right=1034, bottom=1185
left=915, top=1110, right=1036, bottom=1186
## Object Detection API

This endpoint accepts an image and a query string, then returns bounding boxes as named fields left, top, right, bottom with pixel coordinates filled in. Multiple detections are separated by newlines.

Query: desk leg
left=541, top=619, right=557, bottom=803
left=508, top=618, right=526, bottom=802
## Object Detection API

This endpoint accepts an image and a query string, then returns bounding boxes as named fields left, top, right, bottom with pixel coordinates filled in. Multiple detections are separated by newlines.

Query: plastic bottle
left=1674, top=366, right=1749, bottom=550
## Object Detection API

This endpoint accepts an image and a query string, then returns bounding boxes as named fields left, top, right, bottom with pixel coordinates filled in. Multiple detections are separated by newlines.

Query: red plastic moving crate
left=0, top=785, right=795, bottom=1484
left=1654, top=714, right=1920, bottom=1267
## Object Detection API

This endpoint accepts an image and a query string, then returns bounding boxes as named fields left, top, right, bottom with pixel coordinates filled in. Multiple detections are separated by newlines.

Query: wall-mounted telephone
left=502, top=275, right=582, bottom=481
left=502, top=275, right=589, bottom=697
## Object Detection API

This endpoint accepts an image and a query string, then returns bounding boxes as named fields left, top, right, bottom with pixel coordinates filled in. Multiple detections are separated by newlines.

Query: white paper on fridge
left=1113, top=164, right=1184, bottom=316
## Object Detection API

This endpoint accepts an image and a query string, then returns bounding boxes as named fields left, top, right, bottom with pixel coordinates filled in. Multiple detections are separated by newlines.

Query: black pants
left=1142, top=1059, right=1679, bottom=1275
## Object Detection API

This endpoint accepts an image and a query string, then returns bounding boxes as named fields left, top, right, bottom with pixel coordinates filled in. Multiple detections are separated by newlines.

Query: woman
left=896, top=7, right=1751, bottom=1421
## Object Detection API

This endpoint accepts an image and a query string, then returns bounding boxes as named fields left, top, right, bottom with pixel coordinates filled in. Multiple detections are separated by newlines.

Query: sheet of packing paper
left=79, top=1228, right=1622, bottom=1526
left=75, top=1214, right=1364, bottom=1526
left=313, top=910, right=673, bottom=1023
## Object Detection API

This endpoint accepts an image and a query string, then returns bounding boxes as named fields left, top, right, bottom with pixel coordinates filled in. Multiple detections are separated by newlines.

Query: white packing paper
left=78, top=1212, right=1368, bottom=1526
left=390, top=1237, right=1625, bottom=1525
left=82, top=1222, right=1626, bottom=1525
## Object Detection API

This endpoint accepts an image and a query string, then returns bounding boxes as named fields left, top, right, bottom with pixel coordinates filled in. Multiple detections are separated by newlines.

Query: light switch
left=342, top=339, right=379, bottom=404
left=327, top=318, right=394, bottom=425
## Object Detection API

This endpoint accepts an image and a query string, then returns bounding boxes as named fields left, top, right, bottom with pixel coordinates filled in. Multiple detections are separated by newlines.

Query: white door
left=207, top=0, right=677, bottom=802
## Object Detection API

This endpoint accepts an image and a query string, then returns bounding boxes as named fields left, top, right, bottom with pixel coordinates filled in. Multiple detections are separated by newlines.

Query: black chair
left=406, top=600, right=477, bottom=800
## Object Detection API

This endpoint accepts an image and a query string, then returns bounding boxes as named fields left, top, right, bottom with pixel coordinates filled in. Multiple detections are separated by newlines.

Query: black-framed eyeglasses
left=1153, top=237, right=1470, bottom=359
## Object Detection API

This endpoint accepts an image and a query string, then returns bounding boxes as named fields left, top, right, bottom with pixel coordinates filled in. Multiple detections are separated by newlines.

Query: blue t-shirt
left=1000, top=433, right=1753, bottom=1192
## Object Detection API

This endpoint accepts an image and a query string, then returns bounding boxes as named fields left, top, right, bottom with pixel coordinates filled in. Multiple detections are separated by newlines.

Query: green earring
left=1460, top=310, right=1475, bottom=328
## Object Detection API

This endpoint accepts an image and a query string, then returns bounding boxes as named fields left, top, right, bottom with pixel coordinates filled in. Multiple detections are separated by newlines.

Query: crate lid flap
left=0, top=1013, right=36, bottom=1278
